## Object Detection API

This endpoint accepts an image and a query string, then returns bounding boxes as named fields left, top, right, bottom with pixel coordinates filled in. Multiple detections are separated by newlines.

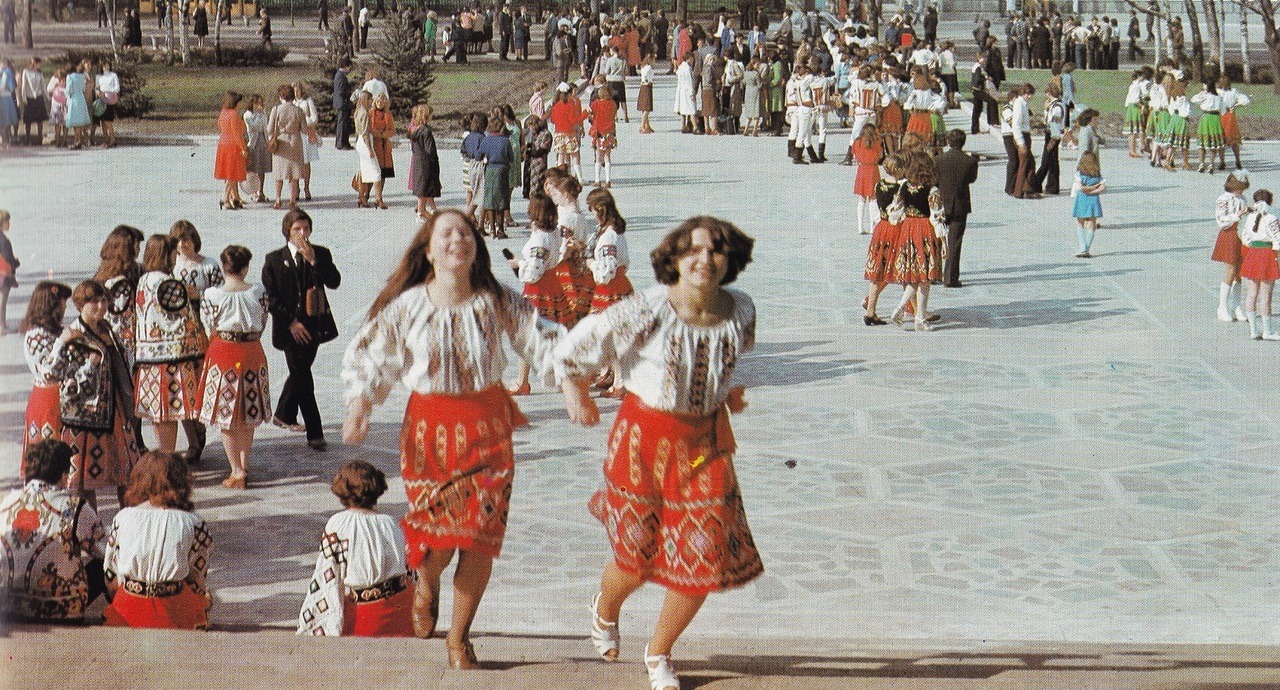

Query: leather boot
left=786, top=139, right=796, bottom=159
left=181, top=420, right=206, bottom=464
left=792, top=146, right=808, bottom=164
left=807, top=146, right=820, bottom=163
left=818, top=143, right=827, bottom=162
left=840, top=147, right=853, bottom=165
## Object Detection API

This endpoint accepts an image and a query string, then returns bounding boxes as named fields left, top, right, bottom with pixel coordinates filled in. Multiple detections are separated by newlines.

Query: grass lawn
left=130, top=59, right=552, bottom=135
left=1001, top=68, right=1280, bottom=119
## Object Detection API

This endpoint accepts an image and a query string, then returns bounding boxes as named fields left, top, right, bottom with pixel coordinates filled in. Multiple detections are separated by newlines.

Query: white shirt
left=294, top=96, right=320, bottom=126
left=1012, top=95, right=1032, bottom=134
left=1191, top=90, right=1223, bottom=113
left=361, top=77, right=388, bottom=101
left=24, top=327, right=60, bottom=383
left=1220, top=88, right=1251, bottom=111
left=297, top=510, right=409, bottom=636
left=518, top=226, right=562, bottom=284
left=587, top=225, right=628, bottom=284
left=555, top=284, right=756, bottom=416
left=1147, top=83, right=1168, bottom=110
left=105, top=505, right=211, bottom=588
left=200, top=284, right=269, bottom=335
left=639, top=63, right=654, bottom=85
left=96, top=70, right=119, bottom=95
left=1239, top=207, right=1280, bottom=249
left=1216, top=192, right=1249, bottom=231
left=937, top=49, right=956, bottom=75
left=1168, top=95, right=1190, bottom=118
left=19, top=68, right=45, bottom=100
left=173, top=255, right=224, bottom=296
left=342, top=285, right=566, bottom=404
left=1124, top=80, right=1145, bottom=107
left=557, top=203, right=592, bottom=259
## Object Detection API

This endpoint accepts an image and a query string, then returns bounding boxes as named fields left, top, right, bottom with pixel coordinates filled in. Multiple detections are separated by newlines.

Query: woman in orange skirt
left=298, top=461, right=415, bottom=637
left=880, top=69, right=907, bottom=154
left=545, top=167, right=595, bottom=322
left=1219, top=76, right=1251, bottom=171
left=213, top=91, right=248, bottom=210
left=21, top=281, right=72, bottom=475
left=903, top=73, right=935, bottom=140
left=1212, top=170, right=1251, bottom=322
left=864, top=154, right=907, bottom=325
left=507, top=195, right=568, bottom=395
left=343, top=210, right=566, bottom=668
left=558, top=216, right=763, bottom=690
left=103, top=451, right=212, bottom=630
left=852, top=124, right=883, bottom=236
left=1238, top=190, right=1280, bottom=340
left=888, top=150, right=945, bottom=331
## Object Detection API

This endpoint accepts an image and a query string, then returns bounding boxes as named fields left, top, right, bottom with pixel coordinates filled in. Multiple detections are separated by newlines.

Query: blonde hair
left=411, top=103, right=433, bottom=126
left=1078, top=151, right=1101, bottom=177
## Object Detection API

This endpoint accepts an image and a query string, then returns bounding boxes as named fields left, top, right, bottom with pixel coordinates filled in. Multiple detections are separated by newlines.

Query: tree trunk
left=1238, top=0, right=1252, bottom=82
left=1204, top=0, right=1222, bottom=69
left=108, top=0, right=121, bottom=60
left=1183, top=0, right=1204, bottom=81
left=22, top=0, right=32, bottom=47
left=1254, top=0, right=1280, bottom=95
left=166, top=2, right=176, bottom=64
left=180, top=0, right=190, bottom=64
left=214, top=0, right=224, bottom=64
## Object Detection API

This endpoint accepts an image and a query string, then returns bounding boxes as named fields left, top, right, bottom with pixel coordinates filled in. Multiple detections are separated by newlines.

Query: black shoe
left=863, top=315, right=887, bottom=326
left=307, top=438, right=328, bottom=451
left=273, top=415, right=305, bottom=433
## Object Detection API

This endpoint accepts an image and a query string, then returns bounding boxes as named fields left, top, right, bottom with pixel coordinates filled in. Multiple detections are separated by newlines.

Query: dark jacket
left=409, top=123, right=441, bottom=198
left=262, top=244, right=341, bottom=351
left=935, top=147, right=979, bottom=219
left=332, top=68, right=351, bottom=111
left=50, top=320, right=135, bottom=431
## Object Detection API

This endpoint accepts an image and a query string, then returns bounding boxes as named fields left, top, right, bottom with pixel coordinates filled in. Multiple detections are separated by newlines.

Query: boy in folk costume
left=808, top=59, right=830, bottom=162
left=784, top=64, right=802, bottom=161
left=840, top=65, right=881, bottom=165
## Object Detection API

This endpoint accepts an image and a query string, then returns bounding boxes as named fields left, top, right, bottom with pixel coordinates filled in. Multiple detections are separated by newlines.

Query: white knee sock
left=604, top=160, right=611, bottom=183
left=1218, top=282, right=1233, bottom=320
left=856, top=199, right=868, bottom=234
left=594, top=161, right=601, bottom=184
left=1231, top=281, right=1248, bottom=320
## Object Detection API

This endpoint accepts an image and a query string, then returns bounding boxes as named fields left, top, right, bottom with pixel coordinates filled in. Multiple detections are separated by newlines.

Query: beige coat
left=267, top=100, right=306, bottom=181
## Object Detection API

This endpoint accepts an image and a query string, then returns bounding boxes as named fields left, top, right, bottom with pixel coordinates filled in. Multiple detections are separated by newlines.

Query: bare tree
left=1234, top=0, right=1280, bottom=94
left=1126, top=0, right=1166, bottom=65
left=108, top=0, right=121, bottom=61
left=180, top=0, right=191, bottom=63
left=1183, top=0, right=1205, bottom=81
left=214, top=0, right=225, bottom=64
left=22, top=0, right=31, bottom=47
left=1239, top=0, right=1253, bottom=81
left=1204, top=0, right=1223, bottom=71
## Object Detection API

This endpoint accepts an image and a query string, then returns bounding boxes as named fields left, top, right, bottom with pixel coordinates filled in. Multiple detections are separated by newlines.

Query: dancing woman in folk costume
left=1190, top=80, right=1225, bottom=173
left=558, top=216, right=763, bottom=690
left=864, top=154, right=908, bottom=326
left=22, top=281, right=72, bottom=473
left=103, top=452, right=212, bottom=630
left=133, top=235, right=208, bottom=456
left=1237, top=190, right=1280, bottom=341
left=888, top=150, right=946, bottom=331
left=545, top=166, right=595, bottom=323
left=1145, top=74, right=1170, bottom=167
left=1212, top=170, right=1252, bottom=322
left=342, top=210, right=565, bottom=668
left=584, top=187, right=634, bottom=397
left=1164, top=81, right=1192, bottom=171
left=508, top=196, right=567, bottom=396
left=1218, top=76, right=1251, bottom=171
left=93, top=224, right=144, bottom=356
left=50, top=280, right=142, bottom=509
left=197, top=245, right=272, bottom=490
left=1123, top=69, right=1148, bottom=158
left=298, top=461, right=415, bottom=637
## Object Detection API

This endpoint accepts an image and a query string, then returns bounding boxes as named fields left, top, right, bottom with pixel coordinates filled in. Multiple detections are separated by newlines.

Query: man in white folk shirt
left=788, top=63, right=817, bottom=165
left=840, top=65, right=880, bottom=165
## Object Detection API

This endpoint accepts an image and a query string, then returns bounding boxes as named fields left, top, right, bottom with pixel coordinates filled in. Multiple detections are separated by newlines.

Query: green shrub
left=51, top=49, right=154, bottom=118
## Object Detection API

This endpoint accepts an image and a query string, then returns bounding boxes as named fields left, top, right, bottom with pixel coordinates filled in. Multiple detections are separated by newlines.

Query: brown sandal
left=412, top=580, right=439, bottom=639
left=446, top=639, right=479, bottom=670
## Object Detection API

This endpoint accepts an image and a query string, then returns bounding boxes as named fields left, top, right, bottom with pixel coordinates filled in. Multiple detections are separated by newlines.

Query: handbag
left=102, top=91, right=119, bottom=105
left=305, top=285, right=329, bottom=318
left=91, top=98, right=107, bottom=117
left=268, top=135, right=281, bottom=154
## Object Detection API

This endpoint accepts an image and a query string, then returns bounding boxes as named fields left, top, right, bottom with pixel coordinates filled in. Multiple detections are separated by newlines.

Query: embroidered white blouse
left=1124, top=79, right=1146, bottom=107
left=1168, top=95, right=1190, bottom=118
left=1, top=480, right=105, bottom=620
left=587, top=225, right=629, bottom=284
left=24, top=327, right=60, bottom=383
left=200, top=284, right=270, bottom=335
left=557, top=203, right=592, bottom=261
left=173, top=255, right=225, bottom=296
left=1220, top=88, right=1251, bottom=111
left=104, top=504, right=212, bottom=592
left=518, top=227, right=562, bottom=284
left=1239, top=209, right=1280, bottom=249
left=296, top=509, right=410, bottom=636
left=343, top=284, right=566, bottom=405
left=1190, top=90, right=1223, bottom=114
left=1147, top=83, right=1169, bottom=111
left=1216, top=192, right=1249, bottom=231
left=555, top=284, right=755, bottom=416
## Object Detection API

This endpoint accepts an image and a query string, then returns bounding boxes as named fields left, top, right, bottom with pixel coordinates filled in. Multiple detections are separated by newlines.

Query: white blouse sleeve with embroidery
left=588, top=228, right=620, bottom=284
left=518, top=229, right=560, bottom=284
left=342, top=294, right=409, bottom=405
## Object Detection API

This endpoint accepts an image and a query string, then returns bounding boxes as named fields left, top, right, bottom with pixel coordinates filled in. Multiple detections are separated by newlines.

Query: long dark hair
left=93, top=225, right=143, bottom=283
left=20, top=281, right=73, bottom=333
left=365, top=210, right=501, bottom=320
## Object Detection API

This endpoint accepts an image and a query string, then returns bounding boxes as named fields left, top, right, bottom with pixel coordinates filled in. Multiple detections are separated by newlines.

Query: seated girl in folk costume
left=298, top=461, right=415, bottom=637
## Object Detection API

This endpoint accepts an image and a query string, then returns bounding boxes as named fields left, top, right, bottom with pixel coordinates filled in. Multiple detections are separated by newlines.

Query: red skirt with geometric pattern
left=587, top=393, right=763, bottom=597
left=399, top=387, right=528, bottom=568
left=197, top=337, right=272, bottom=428
left=23, top=383, right=62, bottom=474
left=864, top=219, right=901, bottom=284
left=103, top=583, right=209, bottom=630
left=590, top=267, right=634, bottom=313
left=61, top=393, right=140, bottom=491
left=892, top=216, right=944, bottom=284
left=135, top=359, right=203, bottom=423
left=555, top=259, right=595, bottom=325
left=523, top=270, right=572, bottom=326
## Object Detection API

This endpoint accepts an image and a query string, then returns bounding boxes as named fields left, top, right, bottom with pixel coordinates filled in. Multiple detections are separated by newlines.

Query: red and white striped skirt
left=135, top=359, right=203, bottom=422
left=198, top=336, right=272, bottom=428
left=590, top=267, right=634, bottom=313
left=23, top=383, right=62, bottom=474
left=399, top=387, right=528, bottom=568
left=587, top=394, right=763, bottom=597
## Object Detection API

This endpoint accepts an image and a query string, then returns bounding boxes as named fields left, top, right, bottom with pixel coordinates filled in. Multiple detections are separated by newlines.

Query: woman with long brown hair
left=93, top=224, right=144, bottom=355
left=342, top=210, right=565, bottom=668
left=888, top=149, right=945, bottom=331
left=21, top=281, right=73, bottom=473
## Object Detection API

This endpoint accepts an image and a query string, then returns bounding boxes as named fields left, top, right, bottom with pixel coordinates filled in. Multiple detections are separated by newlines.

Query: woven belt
left=1247, top=241, right=1274, bottom=249
left=350, top=572, right=413, bottom=603
left=121, top=576, right=184, bottom=598
left=216, top=331, right=261, bottom=342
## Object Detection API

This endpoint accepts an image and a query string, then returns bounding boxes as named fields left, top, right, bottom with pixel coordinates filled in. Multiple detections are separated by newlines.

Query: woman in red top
left=548, top=84, right=587, bottom=179
left=588, top=78, right=618, bottom=189
left=852, top=124, right=883, bottom=235
left=213, top=91, right=248, bottom=210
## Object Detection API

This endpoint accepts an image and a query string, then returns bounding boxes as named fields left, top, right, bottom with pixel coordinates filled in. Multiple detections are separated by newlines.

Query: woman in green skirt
left=1192, top=81, right=1225, bottom=173
left=476, top=115, right=512, bottom=239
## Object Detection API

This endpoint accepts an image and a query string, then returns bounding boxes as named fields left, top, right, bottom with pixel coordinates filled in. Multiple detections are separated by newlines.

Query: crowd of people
left=0, top=55, right=120, bottom=148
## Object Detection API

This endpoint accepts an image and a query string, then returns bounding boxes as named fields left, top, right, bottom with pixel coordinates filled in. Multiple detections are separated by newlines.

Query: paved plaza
left=4, top=73, right=1280, bottom=685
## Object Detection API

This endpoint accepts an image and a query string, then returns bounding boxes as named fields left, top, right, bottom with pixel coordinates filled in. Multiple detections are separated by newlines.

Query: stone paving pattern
left=2, top=73, right=1280, bottom=653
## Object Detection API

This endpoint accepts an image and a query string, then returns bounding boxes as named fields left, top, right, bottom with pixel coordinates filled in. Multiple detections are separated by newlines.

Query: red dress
left=213, top=107, right=247, bottom=182
left=852, top=138, right=881, bottom=199
left=892, top=182, right=944, bottom=284
left=864, top=179, right=902, bottom=284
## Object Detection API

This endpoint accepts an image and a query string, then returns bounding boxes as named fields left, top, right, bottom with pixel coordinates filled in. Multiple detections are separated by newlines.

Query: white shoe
left=1235, top=306, right=1249, bottom=322
left=644, top=645, right=680, bottom=690
left=889, top=306, right=906, bottom=327
left=1264, top=332, right=1280, bottom=341
left=589, top=593, right=619, bottom=661
left=1218, top=307, right=1235, bottom=322
left=914, top=317, right=933, bottom=332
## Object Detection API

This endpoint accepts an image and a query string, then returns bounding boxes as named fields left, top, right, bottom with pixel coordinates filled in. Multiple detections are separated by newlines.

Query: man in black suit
left=262, top=209, right=341, bottom=451
left=936, top=129, right=979, bottom=288
left=332, top=59, right=353, bottom=149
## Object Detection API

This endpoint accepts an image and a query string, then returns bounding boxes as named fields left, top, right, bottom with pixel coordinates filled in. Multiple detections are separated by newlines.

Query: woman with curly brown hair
left=557, top=216, right=763, bottom=690
left=103, top=452, right=212, bottom=629
left=21, top=281, right=73, bottom=471
left=888, top=150, right=945, bottom=331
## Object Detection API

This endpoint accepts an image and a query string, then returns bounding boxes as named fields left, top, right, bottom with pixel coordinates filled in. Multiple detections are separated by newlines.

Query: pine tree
left=308, top=25, right=352, bottom=135
left=372, top=12, right=434, bottom=122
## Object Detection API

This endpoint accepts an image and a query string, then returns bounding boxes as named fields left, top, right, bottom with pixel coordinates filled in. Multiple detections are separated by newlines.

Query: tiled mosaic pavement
left=3, top=75, right=1280, bottom=647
